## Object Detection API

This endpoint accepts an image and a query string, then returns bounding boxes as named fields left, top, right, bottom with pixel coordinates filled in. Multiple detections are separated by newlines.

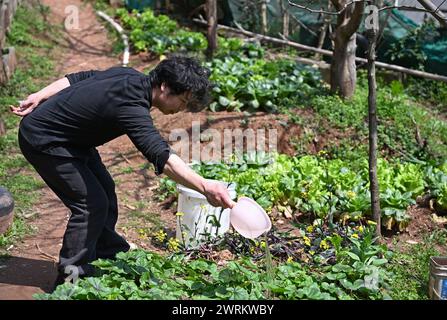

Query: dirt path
left=0, top=0, right=124, bottom=299
left=0, top=0, right=339, bottom=298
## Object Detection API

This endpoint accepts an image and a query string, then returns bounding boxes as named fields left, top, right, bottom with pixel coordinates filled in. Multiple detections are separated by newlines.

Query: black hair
left=148, top=55, right=213, bottom=112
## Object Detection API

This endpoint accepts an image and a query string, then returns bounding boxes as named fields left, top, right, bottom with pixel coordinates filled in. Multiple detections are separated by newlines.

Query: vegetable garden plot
left=4, top=1, right=446, bottom=300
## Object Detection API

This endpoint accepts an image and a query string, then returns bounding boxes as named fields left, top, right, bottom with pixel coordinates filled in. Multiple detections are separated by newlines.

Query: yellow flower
left=306, top=225, right=314, bottom=233
left=358, top=225, right=364, bottom=233
left=351, top=233, right=359, bottom=239
left=260, top=241, right=266, bottom=249
left=303, top=236, right=311, bottom=246
left=286, top=256, right=294, bottom=263
left=320, top=239, right=330, bottom=250
left=154, top=229, right=167, bottom=243
left=167, top=237, right=180, bottom=252
left=138, top=229, right=148, bottom=240
left=347, top=191, right=356, bottom=199
left=367, top=220, right=377, bottom=226
left=309, top=250, right=315, bottom=256
left=176, top=211, right=185, bottom=216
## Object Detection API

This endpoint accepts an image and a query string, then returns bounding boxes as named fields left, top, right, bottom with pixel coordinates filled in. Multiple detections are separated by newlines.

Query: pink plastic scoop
left=230, top=197, right=272, bottom=239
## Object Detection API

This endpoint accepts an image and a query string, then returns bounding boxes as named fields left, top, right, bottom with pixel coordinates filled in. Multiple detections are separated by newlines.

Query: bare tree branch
left=289, top=10, right=319, bottom=37
left=193, top=18, right=447, bottom=82
left=342, top=1, right=366, bottom=37
left=377, top=5, right=437, bottom=12
left=288, top=0, right=367, bottom=15
left=287, top=0, right=447, bottom=15
left=416, top=0, right=447, bottom=27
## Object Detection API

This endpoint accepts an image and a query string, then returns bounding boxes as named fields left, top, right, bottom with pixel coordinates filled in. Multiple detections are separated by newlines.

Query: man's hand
left=10, top=93, right=43, bottom=117
left=9, top=77, right=71, bottom=117
left=163, top=154, right=237, bottom=209
left=203, top=181, right=236, bottom=209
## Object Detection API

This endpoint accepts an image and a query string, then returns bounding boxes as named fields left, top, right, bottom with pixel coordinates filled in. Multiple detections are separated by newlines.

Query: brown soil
left=383, top=204, right=447, bottom=254
left=151, top=107, right=353, bottom=162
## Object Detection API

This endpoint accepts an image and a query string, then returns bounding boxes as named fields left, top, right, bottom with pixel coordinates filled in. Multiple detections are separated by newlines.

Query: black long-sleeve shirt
left=19, top=67, right=171, bottom=175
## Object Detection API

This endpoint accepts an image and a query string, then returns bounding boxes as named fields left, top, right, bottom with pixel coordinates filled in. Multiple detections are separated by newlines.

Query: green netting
left=223, top=1, right=447, bottom=76
left=125, top=0, right=156, bottom=11
left=424, top=39, right=447, bottom=74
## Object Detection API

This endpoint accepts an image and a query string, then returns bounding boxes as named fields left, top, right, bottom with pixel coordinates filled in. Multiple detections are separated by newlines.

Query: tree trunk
left=260, top=0, right=267, bottom=35
left=331, top=32, right=357, bottom=98
left=330, top=0, right=364, bottom=98
left=279, top=0, right=289, bottom=38
left=206, top=0, right=217, bottom=59
left=366, top=7, right=381, bottom=238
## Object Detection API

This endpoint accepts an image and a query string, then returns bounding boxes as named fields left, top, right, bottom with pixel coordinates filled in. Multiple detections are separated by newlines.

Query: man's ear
left=160, top=82, right=167, bottom=93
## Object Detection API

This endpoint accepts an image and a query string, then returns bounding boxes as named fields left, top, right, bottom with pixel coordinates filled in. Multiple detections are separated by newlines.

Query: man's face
left=155, top=84, right=192, bottom=115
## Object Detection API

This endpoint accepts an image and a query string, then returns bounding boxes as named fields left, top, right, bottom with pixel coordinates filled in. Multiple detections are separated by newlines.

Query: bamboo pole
left=367, top=29, right=381, bottom=238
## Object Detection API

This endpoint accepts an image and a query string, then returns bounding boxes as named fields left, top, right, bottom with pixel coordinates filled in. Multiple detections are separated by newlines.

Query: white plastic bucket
left=176, top=180, right=237, bottom=248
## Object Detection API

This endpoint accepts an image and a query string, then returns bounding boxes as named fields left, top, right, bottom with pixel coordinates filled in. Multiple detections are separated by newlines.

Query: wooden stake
left=261, top=0, right=268, bottom=35
left=206, top=0, right=217, bottom=59
left=366, top=20, right=381, bottom=238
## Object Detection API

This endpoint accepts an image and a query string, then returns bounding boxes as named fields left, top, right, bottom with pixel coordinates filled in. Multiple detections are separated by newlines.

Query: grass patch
left=387, top=230, right=447, bottom=300
left=0, top=3, right=58, bottom=250
left=127, top=200, right=163, bottom=230
left=307, top=75, right=447, bottom=164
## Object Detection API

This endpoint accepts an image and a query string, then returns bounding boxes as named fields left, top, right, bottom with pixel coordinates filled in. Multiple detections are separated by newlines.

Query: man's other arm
left=10, top=70, right=98, bottom=117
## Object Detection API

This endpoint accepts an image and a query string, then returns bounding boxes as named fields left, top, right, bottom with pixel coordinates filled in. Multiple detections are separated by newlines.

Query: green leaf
left=371, top=258, right=388, bottom=266
left=249, top=99, right=260, bottom=109
left=218, top=96, right=231, bottom=107
left=346, top=252, right=361, bottom=262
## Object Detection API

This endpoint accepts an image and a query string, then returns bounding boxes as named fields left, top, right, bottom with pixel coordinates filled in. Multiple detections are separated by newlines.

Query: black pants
left=18, top=133, right=130, bottom=278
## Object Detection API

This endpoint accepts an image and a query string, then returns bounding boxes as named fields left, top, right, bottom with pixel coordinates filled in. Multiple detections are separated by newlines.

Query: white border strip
left=96, top=10, right=130, bottom=67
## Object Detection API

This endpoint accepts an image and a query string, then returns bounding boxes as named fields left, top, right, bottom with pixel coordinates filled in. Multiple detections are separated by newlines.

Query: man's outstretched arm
left=10, top=70, right=98, bottom=117
left=163, top=153, right=236, bottom=209
left=10, top=77, right=70, bottom=116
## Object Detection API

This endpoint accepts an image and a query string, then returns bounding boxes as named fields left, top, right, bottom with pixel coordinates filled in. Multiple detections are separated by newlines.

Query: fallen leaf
left=429, top=199, right=435, bottom=211
left=283, top=206, right=293, bottom=219
left=125, top=204, right=136, bottom=210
